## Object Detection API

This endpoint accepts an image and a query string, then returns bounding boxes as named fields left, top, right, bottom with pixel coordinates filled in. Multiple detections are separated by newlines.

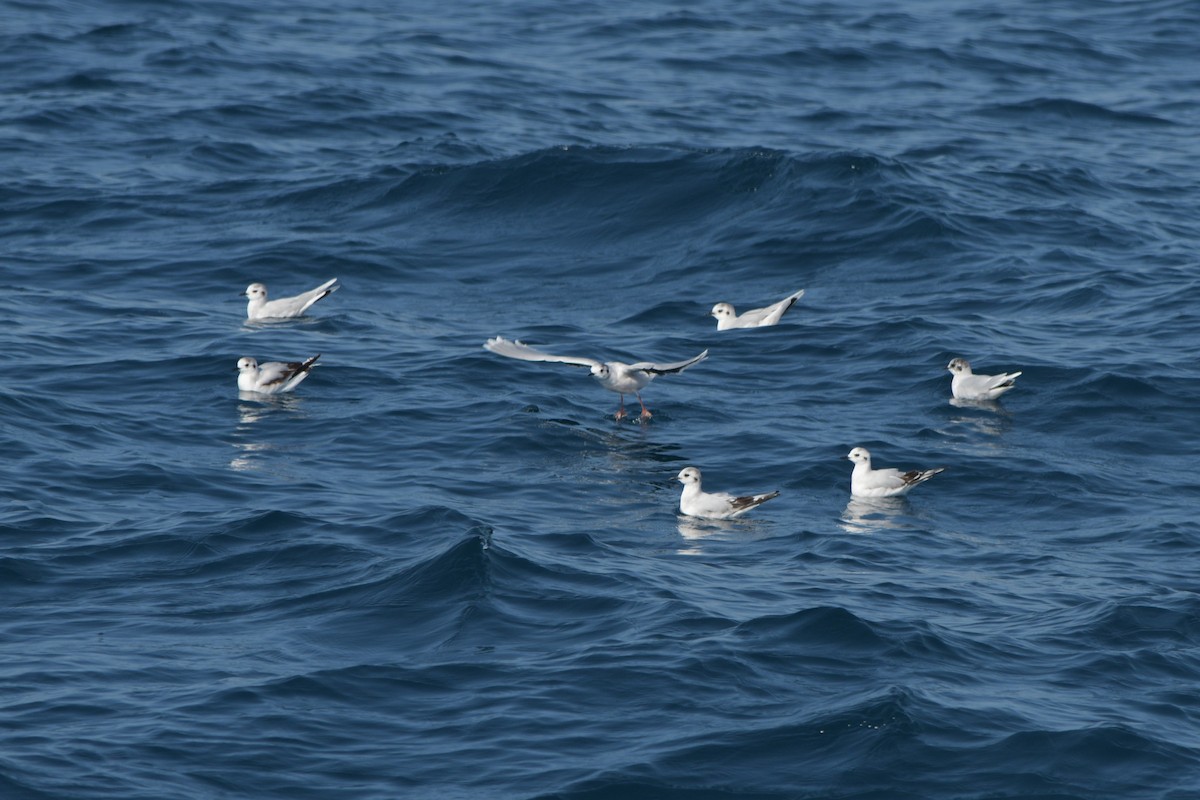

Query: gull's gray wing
left=259, top=354, right=320, bottom=387
left=739, top=289, right=805, bottom=326
left=630, top=349, right=709, bottom=375
left=484, top=337, right=601, bottom=369
left=981, top=371, right=1022, bottom=390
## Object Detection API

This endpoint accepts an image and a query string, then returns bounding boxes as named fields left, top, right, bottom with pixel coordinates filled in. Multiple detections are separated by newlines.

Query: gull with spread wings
left=484, top=336, right=708, bottom=420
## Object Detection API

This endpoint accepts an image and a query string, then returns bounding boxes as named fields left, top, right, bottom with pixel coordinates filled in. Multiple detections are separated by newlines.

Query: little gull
left=484, top=336, right=707, bottom=420
left=676, top=466, right=779, bottom=519
left=237, top=354, right=320, bottom=395
left=847, top=447, right=943, bottom=498
left=245, top=278, right=339, bottom=320
left=947, top=357, right=1021, bottom=401
left=711, top=289, right=805, bottom=331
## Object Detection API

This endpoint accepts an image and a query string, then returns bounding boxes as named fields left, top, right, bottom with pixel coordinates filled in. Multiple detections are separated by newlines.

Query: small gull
left=947, top=357, right=1021, bottom=401
left=711, top=289, right=805, bottom=331
left=847, top=447, right=943, bottom=498
left=245, top=278, right=339, bottom=320
left=237, top=354, right=320, bottom=395
left=484, top=336, right=707, bottom=420
left=676, top=466, right=779, bottom=519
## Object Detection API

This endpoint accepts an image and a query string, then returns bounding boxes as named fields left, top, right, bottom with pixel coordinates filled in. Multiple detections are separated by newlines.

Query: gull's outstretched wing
left=484, top=337, right=601, bottom=369
left=630, top=350, right=709, bottom=375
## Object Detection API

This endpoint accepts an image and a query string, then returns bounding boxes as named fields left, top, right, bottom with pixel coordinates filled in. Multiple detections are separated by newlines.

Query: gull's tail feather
left=991, top=371, right=1021, bottom=388
left=731, top=490, right=780, bottom=511
left=901, top=467, right=944, bottom=489
left=280, top=354, right=321, bottom=391
left=300, top=280, right=339, bottom=313
left=781, top=288, right=805, bottom=312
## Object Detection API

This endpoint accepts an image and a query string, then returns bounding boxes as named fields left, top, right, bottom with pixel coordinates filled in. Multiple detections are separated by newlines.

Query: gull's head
left=947, top=357, right=971, bottom=375
left=711, top=302, right=735, bottom=320
left=676, top=467, right=701, bottom=486
left=236, top=357, right=258, bottom=372
left=245, top=283, right=267, bottom=300
left=590, top=363, right=610, bottom=379
left=847, top=447, right=871, bottom=465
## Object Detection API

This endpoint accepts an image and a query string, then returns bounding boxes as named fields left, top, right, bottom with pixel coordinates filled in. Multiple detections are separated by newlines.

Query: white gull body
left=237, top=354, right=320, bottom=395
left=947, top=357, right=1022, bottom=401
left=711, top=289, right=805, bottom=331
left=847, top=447, right=944, bottom=498
left=675, top=466, right=779, bottom=519
left=245, top=278, right=339, bottom=320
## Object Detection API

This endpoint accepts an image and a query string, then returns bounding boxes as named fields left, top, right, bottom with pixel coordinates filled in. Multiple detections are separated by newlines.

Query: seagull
left=847, top=447, right=944, bottom=498
left=947, top=357, right=1022, bottom=401
left=483, top=336, right=708, bottom=420
left=237, top=354, right=320, bottom=395
left=711, top=289, right=805, bottom=331
left=244, top=278, right=339, bottom=320
left=676, top=466, right=779, bottom=519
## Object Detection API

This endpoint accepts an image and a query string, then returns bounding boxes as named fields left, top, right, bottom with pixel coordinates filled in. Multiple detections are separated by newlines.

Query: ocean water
left=2, top=0, right=1200, bottom=797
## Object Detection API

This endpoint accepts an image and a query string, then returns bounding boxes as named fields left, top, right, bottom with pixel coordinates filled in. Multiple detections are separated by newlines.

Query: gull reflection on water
left=229, top=394, right=305, bottom=472
left=947, top=396, right=1012, bottom=438
left=949, top=396, right=1006, bottom=414
left=673, top=516, right=781, bottom=555
left=229, top=445, right=267, bottom=472
left=677, top=516, right=739, bottom=540
left=676, top=516, right=737, bottom=555
left=839, top=496, right=910, bottom=533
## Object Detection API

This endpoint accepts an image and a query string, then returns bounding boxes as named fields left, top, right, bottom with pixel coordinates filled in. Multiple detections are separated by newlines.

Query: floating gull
left=483, top=336, right=707, bottom=420
left=245, top=278, right=339, bottom=320
left=237, top=354, right=320, bottom=395
left=947, top=357, right=1021, bottom=401
left=711, top=289, right=805, bottom=331
left=847, top=447, right=944, bottom=498
left=675, top=466, right=779, bottom=519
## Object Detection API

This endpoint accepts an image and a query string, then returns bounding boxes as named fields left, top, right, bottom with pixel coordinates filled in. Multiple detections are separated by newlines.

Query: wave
left=540, top=684, right=1200, bottom=799
left=979, top=97, right=1175, bottom=127
left=3, top=3, right=1199, bottom=798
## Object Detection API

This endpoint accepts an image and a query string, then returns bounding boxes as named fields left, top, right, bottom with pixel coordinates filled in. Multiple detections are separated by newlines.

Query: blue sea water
left=3, top=0, right=1200, bottom=797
